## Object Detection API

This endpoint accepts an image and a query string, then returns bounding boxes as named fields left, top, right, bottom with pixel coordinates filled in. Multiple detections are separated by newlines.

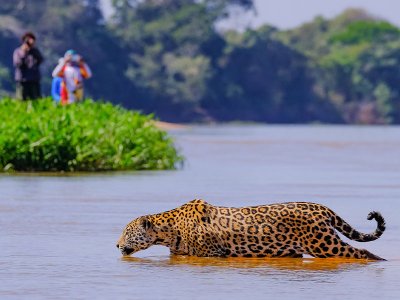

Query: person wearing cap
left=13, top=32, right=44, bottom=100
left=52, top=49, right=92, bottom=105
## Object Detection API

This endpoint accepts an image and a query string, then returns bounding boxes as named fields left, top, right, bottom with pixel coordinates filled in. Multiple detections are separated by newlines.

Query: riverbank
left=154, top=121, right=189, bottom=130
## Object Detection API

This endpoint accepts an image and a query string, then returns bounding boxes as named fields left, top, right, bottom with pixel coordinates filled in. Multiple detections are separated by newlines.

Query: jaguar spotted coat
left=116, top=200, right=386, bottom=260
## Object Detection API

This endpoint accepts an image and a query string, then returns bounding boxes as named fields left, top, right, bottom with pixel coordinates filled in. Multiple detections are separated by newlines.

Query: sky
left=99, top=0, right=400, bottom=29
left=250, top=0, right=400, bottom=29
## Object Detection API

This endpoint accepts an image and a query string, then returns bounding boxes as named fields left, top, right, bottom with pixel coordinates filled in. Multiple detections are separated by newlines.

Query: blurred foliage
left=279, top=8, right=400, bottom=124
left=329, top=20, right=400, bottom=45
left=0, top=2, right=400, bottom=124
left=0, top=98, right=183, bottom=172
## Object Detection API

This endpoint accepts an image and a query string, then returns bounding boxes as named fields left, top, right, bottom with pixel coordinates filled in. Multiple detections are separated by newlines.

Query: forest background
left=1, top=0, right=400, bottom=124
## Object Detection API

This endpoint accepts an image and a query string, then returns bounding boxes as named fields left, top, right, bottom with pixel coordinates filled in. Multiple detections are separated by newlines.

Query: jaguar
left=116, top=200, right=386, bottom=260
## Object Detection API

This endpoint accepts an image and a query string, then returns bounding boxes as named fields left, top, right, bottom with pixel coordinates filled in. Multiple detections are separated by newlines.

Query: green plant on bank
left=0, top=98, right=183, bottom=172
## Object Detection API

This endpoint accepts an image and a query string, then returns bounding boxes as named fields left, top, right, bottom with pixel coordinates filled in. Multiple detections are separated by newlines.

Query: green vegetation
left=277, top=9, right=400, bottom=124
left=1, top=2, right=400, bottom=124
left=0, top=98, right=182, bottom=172
left=329, top=20, right=400, bottom=45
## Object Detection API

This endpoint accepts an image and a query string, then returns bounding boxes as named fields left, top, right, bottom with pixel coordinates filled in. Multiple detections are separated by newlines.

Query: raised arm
left=80, top=62, right=92, bottom=79
left=52, top=59, right=66, bottom=77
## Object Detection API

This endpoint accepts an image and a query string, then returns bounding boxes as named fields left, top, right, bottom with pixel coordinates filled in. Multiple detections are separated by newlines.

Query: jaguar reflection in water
left=116, top=199, right=386, bottom=260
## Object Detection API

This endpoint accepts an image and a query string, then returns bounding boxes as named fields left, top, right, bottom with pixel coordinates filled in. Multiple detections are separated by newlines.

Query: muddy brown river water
left=1, top=125, right=399, bottom=299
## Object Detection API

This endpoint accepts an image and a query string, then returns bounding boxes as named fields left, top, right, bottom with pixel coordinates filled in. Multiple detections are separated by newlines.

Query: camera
left=71, top=54, right=81, bottom=63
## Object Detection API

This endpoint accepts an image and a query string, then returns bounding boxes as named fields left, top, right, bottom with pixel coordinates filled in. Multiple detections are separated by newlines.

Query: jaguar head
left=116, top=216, right=156, bottom=256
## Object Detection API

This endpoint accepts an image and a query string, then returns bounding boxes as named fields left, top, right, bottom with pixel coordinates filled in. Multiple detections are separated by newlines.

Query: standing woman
left=52, top=49, right=92, bottom=105
left=13, top=32, right=44, bottom=100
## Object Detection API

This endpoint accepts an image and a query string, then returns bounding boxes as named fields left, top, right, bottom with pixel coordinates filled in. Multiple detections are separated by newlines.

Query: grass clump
left=0, top=98, right=183, bottom=172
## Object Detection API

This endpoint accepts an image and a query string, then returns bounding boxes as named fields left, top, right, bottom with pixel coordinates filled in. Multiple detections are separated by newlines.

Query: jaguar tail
left=330, top=210, right=386, bottom=242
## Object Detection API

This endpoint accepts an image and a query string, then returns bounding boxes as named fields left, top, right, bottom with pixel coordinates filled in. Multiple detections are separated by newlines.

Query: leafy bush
left=0, top=98, right=183, bottom=172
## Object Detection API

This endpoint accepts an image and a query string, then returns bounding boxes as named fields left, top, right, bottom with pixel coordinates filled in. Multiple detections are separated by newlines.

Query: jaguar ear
left=141, top=217, right=153, bottom=231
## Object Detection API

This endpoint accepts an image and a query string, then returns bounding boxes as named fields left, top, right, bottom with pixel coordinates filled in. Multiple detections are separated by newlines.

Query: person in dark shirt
left=13, top=32, right=44, bottom=100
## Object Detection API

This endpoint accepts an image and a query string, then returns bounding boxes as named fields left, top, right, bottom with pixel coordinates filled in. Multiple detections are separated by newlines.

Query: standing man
left=13, top=32, right=44, bottom=100
left=52, top=50, right=92, bottom=105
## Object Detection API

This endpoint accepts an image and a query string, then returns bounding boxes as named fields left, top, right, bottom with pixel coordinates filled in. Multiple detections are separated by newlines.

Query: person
left=51, top=58, right=64, bottom=103
left=13, top=32, right=44, bottom=100
left=51, top=76, right=62, bottom=103
left=52, top=50, right=92, bottom=105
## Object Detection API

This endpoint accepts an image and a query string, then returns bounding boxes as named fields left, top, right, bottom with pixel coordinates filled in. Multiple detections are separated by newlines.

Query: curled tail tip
left=367, top=211, right=386, bottom=233
left=367, top=211, right=380, bottom=220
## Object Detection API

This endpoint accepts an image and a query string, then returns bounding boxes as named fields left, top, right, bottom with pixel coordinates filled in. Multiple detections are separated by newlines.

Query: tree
left=203, top=26, right=339, bottom=122
left=280, top=9, right=400, bottom=123
left=109, top=0, right=253, bottom=120
left=1, top=3, right=399, bottom=124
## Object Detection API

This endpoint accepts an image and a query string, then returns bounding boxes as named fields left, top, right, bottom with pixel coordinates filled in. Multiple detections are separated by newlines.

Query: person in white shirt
left=52, top=49, right=92, bottom=104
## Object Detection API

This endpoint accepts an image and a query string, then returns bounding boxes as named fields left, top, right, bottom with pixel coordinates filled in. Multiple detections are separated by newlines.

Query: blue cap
left=64, top=49, right=76, bottom=57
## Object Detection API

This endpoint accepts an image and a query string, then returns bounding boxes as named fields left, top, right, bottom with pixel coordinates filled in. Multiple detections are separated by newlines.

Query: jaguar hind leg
left=306, top=241, right=385, bottom=260
left=303, top=226, right=385, bottom=261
